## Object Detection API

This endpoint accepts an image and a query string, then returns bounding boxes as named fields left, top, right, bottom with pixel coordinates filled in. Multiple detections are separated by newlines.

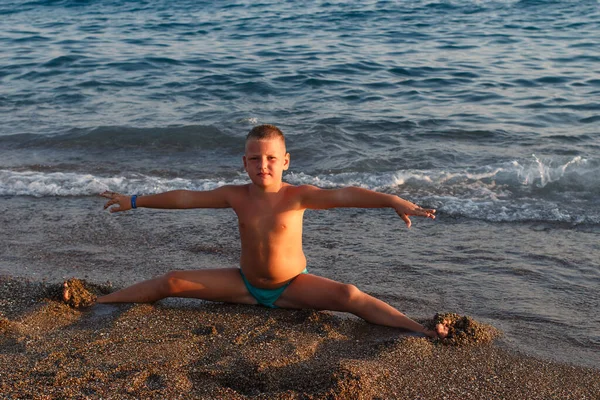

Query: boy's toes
left=436, top=322, right=449, bottom=339
left=62, top=281, right=71, bottom=302
left=60, top=278, right=97, bottom=308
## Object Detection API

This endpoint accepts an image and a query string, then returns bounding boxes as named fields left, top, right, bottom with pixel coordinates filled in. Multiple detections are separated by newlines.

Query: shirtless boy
left=98, top=124, right=448, bottom=339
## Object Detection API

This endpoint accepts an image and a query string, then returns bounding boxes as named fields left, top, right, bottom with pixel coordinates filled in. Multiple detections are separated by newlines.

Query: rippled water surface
left=1, top=0, right=599, bottom=368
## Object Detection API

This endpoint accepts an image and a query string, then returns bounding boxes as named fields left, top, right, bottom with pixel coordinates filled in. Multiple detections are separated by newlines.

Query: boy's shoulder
left=282, top=183, right=314, bottom=193
left=285, top=183, right=320, bottom=192
left=220, top=183, right=251, bottom=196
left=281, top=183, right=323, bottom=202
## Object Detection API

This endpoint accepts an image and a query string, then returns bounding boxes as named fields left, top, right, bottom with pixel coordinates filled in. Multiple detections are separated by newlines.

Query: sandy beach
left=1, top=275, right=598, bottom=399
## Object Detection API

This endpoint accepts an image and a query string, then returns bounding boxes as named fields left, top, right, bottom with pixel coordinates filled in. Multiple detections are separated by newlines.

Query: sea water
left=0, top=0, right=599, bottom=368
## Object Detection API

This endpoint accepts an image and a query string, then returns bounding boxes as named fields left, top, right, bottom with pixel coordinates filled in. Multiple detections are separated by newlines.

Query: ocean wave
left=288, top=156, right=599, bottom=224
left=0, top=170, right=250, bottom=197
left=1, top=155, right=597, bottom=224
left=291, top=155, right=596, bottom=193
left=0, top=125, right=241, bottom=151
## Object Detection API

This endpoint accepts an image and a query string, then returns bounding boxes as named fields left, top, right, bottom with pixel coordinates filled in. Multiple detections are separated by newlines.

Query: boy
left=98, top=125, right=447, bottom=339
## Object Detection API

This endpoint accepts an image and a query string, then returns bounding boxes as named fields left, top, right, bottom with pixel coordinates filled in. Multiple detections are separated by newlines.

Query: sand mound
left=53, top=278, right=112, bottom=308
left=429, top=312, right=501, bottom=345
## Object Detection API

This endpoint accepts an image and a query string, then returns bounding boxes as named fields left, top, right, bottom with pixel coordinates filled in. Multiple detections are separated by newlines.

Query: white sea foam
left=0, top=170, right=249, bottom=197
left=236, top=117, right=259, bottom=124
left=1, top=156, right=597, bottom=223
left=519, top=155, right=586, bottom=188
left=290, top=155, right=593, bottom=193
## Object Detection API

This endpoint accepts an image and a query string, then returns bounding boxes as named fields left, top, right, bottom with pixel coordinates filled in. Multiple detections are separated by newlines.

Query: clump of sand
left=428, top=312, right=501, bottom=345
left=52, top=278, right=112, bottom=308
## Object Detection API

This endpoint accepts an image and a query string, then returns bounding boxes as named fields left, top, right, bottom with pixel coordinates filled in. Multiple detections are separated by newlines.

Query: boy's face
left=243, top=138, right=290, bottom=189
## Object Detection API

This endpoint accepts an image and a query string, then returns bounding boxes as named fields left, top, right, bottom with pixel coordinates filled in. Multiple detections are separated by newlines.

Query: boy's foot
left=435, top=322, right=449, bottom=339
left=431, top=313, right=501, bottom=345
left=61, top=278, right=97, bottom=308
left=422, top=323, right=449, bottom=339
left=62, top=281, right=69, bottom=302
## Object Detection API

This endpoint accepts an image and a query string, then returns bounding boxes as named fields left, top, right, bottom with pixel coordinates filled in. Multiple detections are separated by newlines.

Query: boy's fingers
left=400, top=213, right=412, bottom=228
left=422, top=210, right=435, bottom=219
left=415, top=208, right=436, bottom=218
left=100, top=191, right=122, bottom=199
left=103, top=199, right=117, bottom=209
left=104, top=198, right=128, bottom=212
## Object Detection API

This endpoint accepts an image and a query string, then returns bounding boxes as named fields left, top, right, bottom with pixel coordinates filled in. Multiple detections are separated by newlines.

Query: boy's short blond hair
left=246, top=125, right=285, bottom=147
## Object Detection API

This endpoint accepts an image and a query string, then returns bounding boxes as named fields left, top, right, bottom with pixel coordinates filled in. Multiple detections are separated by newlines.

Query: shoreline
left=1, top=275, right=598, bottom=399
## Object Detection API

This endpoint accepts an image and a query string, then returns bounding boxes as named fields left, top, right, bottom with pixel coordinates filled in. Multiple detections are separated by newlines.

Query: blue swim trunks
left=239, top=268, right=308, bottom=308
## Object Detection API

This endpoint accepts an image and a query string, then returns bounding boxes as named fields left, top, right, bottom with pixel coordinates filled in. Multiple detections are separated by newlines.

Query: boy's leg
left=96, top=268, right=257, bottom=305
left=275, top=274, right=447, bottom=338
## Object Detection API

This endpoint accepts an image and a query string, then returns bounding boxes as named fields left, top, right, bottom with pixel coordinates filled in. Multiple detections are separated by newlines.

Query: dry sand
left=1, top=275, right=598, bottom=399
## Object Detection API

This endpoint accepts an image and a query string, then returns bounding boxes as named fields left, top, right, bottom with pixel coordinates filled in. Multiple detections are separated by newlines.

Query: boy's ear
left=283, top=152, right=290, bottom=170
left=242, top=155, right=247, bottom=170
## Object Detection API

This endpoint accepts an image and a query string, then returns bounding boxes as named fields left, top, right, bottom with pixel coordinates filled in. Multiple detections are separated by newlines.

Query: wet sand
left=1, top=275, right=598, bottom=399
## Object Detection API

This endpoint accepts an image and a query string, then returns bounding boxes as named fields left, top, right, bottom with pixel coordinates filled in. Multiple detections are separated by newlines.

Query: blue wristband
left=131, top=195, right=137, bottom=209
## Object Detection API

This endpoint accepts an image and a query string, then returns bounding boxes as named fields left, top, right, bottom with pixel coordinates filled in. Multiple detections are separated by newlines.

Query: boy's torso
left=228, top=184, right=308, bottom=289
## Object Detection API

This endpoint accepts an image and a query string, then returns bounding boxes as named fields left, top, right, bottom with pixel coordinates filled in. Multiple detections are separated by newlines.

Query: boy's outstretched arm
left=298, top=185, right=435, bottom=228
left=101, top=187, right=232, bottom=213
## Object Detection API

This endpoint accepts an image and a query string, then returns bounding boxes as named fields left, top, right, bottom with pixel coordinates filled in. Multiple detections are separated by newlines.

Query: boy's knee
left=161, top=271, right=184, bottom=295
left=338, top=283, right=361, bottom=306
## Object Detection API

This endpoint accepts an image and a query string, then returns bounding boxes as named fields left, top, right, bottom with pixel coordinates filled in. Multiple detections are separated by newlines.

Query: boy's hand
left=394, top=200, right=436, bottom=228
left=101, top=191, right=131, bottom=213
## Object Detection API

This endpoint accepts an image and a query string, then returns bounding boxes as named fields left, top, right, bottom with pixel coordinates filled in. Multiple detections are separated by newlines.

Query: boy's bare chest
left=237, top=208, right=301, bottom=235
left=233, top=196, right=302, bottom=235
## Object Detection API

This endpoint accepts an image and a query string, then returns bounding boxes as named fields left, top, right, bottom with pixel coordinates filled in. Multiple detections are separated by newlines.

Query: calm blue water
left=1, top=0, right=599, bottom=368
